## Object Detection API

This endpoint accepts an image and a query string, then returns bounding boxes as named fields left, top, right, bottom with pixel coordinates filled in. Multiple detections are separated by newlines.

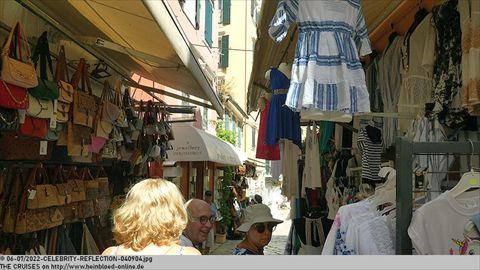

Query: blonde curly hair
left=112, top=178, right=187, bottom=251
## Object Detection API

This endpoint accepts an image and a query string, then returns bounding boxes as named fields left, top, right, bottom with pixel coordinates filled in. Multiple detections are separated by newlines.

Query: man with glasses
left=202, top=191, right=217, bottom=254
left=181, top=199, right=215, bottom=250
left=232, top=204, right=283, bottom=255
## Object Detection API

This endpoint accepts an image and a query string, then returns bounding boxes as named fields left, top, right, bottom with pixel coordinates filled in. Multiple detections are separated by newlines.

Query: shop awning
left=21, top=0, right=223, bottom=115
left=246, top=0, right=417, bottom=113
left=166, top=123, right=246, bottom=166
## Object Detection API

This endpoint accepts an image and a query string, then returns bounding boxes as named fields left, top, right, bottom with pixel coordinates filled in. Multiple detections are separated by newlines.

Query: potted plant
left=215, top=166, right=234, bottom=243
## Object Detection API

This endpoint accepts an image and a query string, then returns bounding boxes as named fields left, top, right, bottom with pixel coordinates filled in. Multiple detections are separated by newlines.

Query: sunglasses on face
left=191, top=215, right=215, bottom=225
left=253, top=223, right=277, bottom=234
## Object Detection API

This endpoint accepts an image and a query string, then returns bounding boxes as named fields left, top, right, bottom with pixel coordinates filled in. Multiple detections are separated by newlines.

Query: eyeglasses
left=191, top=215, right=215, bottom=225
left=253, top=223, right=277, bottom=234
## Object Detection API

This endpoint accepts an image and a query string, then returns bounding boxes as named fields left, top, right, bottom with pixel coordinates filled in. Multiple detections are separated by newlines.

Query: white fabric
left=180, top=235, right=194, bottom=247
left=398, top=14, right=436, bottom=132
left=325, top=161, right=341, bottom=220
left=303, top=122, right=322, bottom=189
left=408, top=190, right=480, bottom=254
left=322, top=200, right=371, bottom=255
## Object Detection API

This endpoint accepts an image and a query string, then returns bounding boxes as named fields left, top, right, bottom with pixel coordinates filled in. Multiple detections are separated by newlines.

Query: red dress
left=256, top=97, right=280, bottom=160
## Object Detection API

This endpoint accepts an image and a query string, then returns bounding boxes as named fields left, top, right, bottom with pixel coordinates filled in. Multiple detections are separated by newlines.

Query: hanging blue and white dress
left=269, top=0, right=372, bottom=113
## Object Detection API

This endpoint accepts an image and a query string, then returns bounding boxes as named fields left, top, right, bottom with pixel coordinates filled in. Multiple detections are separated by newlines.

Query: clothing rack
left=395, top=137, right=480, bottom=254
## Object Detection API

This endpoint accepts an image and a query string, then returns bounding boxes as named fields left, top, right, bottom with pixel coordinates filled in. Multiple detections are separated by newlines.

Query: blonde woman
left=102, top=179, right=201, bottom=255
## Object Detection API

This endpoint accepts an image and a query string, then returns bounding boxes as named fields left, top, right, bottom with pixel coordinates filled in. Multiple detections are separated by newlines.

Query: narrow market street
left=211, top=207, right=291, bottom=255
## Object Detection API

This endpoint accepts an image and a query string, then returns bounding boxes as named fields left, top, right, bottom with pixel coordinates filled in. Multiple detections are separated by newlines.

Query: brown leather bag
left=77, top=200, right=95, bottom=219
left=26, top=163, right=64, bottom=209
left=81, top=168, right=99, bottom=200
left=51, top=166, right=70, bottom=205
left=93, top=197, right=111, bottom=216
left=95, top=167, right=110, bottom=197
left=65, top=167, right=86, bottom=203
left=71, top=58, right=96, bottom=128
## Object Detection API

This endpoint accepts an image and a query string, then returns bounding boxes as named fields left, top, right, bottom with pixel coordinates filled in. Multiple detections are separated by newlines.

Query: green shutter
left=195, top=0, right=201, bottom=29
left=222, top=0, right=231, bottom=25
left=204, top=0, right=213, bottom=47
left=220, top=35, right=229, bottom=68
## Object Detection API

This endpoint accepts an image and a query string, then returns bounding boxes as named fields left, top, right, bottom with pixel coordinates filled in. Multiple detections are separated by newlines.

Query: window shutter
left=222, top=0, right=231, bottom=25
left=220, top=35, right=229, bottom=68
left=204, top=0, right=213, bottom=47
left=195, top=0, right=201, bottom=29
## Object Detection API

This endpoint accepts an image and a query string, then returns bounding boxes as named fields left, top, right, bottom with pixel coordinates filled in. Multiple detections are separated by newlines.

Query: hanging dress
left=303, top=122, right=322, bottom=189
left=256, top=96, right=281, bottom=160
left=459, top=0, right=480, bottom=115
left=265, top=68, right=301, bottom=147
left=269, top=0, right=372, bottom=114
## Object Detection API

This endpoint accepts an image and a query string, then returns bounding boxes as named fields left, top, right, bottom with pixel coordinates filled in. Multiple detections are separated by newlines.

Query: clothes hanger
left=449, top=140, right=480, bottom=198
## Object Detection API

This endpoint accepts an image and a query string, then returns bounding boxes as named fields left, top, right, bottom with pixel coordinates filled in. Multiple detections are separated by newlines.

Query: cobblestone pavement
left=210, top=208, right=291, bottom=255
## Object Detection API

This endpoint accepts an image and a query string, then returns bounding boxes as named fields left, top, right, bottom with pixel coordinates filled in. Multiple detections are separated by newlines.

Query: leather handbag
left=55, top=46, right=74, bottom=104
left=93, top=197, right=111, bottom=216
left=67, top=121, right=92, bottom=157
left=0, top=133, right=53, bottom=161
left=100, top=81, right=120, bottom=125
left=65, top=167, right=86, bottom=203
left=0, top=80, right=29, bottom=109
left=95, top=167, right=110, bottom=197
left=77, top=200, right=95, bottom=219
left=89, top=135, right=107, bottom=154
left=1, top=22, right=38, bottom=88
left=113, top=80, right=128, bottom=127
left=57, top=101, right=70, bottom=123
left=71, top=59, right=96, bottom=128
left=28, top=31, right=59, bottom=100
left=51, top=166, right=70, bottom=205
left=26, top=93, right=55, bottom=119
left=19, top=115, right=48, bottom=138
left=0, top=107, right=19, bottom=131
left=81, top=223, right=100, bottom=255
left=95, top=82, right=113, bottom=138
left=80, top=168, right=99, bottom=200
left=101, top=140, right=118, bottom=160
left=45, top=122, right=64, bottom=141
left=25, top=163, right=63, bottom=209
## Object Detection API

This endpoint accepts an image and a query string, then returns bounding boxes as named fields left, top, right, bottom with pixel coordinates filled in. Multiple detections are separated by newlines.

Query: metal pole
left=396, top=137, right=413, bottom=254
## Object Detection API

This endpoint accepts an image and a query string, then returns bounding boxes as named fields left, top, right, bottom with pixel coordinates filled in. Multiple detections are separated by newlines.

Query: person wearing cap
left=181, top=199, right=214, bottom=250
left=232, top=204, right=283, bottom=255
left=202, top=190, right=217, bottom=254
left=250, top=194, right=263, bottom=205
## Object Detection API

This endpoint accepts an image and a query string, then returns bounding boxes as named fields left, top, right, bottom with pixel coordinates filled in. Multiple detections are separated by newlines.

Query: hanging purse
left=71, top=59, right=96, bottom=128
left=95, top=167, right=110, bottom=197
left=55, top=46, right=73, bottom=123
left=65, top=167, right=86, bottom=203
left=100, top=81, right=120, bottom=125
left=25, top=163, right=64, bottom=209
left=0, top=107, right=19, bottom=132
left=113, top=80, right=128, bottom=128
left=101, top=140, right=118, bottom=160
left=28, top=31, right=59, bottom=100
left=45, top=122, right=64, bottom=141
left=19, top=115, right=48, bottom=138
left=95, top=81, right=113, bottom=139
left=81, top=168, right=99, bottom=200
left=67, top=121, right=92, bottom=157
left=0, top=23, right=31, bottom=110
left=0, top=22, right=38, bottom=89
left=26, top=93, right=55, bottom=119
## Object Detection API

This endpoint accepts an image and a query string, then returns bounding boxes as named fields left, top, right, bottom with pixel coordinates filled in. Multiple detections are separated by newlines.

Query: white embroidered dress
left=269, top=0, right=372, bottom=113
